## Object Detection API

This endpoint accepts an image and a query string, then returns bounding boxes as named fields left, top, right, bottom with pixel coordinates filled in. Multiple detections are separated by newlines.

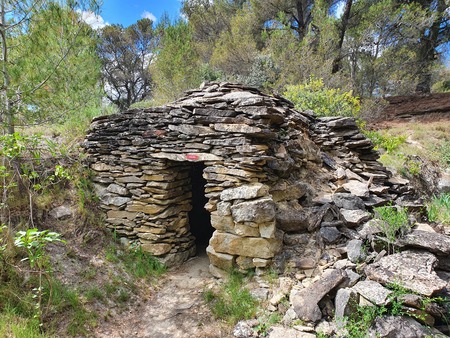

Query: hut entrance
left=188, top=162, right=213, bottom=253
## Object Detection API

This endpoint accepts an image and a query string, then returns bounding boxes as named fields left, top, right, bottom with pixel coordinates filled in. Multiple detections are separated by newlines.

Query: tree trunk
left=0, top=0, right=13, bottom=134
left=332, top=0, right=353, bottom=74
left=415, top=0, right=446, bottom=93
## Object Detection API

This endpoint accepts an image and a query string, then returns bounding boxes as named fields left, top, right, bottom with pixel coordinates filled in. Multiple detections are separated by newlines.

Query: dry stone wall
left=83, top=82, right=409, bottom=276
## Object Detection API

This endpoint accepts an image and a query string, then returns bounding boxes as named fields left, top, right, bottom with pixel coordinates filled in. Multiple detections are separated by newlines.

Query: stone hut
left=83, top=82, right=403, bottom=276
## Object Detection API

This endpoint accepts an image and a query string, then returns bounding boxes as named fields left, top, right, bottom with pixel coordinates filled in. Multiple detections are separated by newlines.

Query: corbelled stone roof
left=83, top=82, right=409, bottom=274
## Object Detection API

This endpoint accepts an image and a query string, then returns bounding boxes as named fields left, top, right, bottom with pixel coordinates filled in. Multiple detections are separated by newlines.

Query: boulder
left=368, top=316, right=447, bottom=338
left=352, top=281, right=392, bottom=306
left=342, top=181, right=370, bottom=198
left=49, top=205, right=73, bottom=220
left=231, top=198, right=276, bottom=223
left=233, top=321, right=254, bottom=338
left=340, top=209, right=371, bottom=227
left=346, top=239, right=367, bottom=263
left=332, top=193, right=366, bottom=210
left=267, top=326, right=315, bottom=338
left=275, top=206, right=309, bottom=232
left=220, top=183, right=269, bottom=201
left=397, top=230, right=450, bottom=255
left=319, top=227, right=342, bottom=244
left=364, top=250, right=447, bottom=296
left=210, top=232, right=281, bottom=259
left=335, top=288, right=358, bottom=320
left=292, top=269, right=346, bottom=323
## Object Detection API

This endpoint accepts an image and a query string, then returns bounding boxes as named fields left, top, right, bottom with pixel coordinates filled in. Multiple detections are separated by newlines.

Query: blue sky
left=99, top=0, right=182, bottom=27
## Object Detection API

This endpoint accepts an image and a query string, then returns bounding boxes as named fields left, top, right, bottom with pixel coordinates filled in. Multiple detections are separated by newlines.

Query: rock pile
left=233, top=226, right=450, bottom=337
left=83, top=82, right=411, bottom=274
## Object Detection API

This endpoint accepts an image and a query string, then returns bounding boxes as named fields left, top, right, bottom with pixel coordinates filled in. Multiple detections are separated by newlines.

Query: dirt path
left=94, top=253, right=230, bottom=338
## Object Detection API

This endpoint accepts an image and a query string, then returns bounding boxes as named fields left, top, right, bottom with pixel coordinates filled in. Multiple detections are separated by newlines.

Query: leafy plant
left=255, top=312, right=281, bottom=336
left=364, top=130, right=407, bottom=154
left=204, top=271, right=258, bottom=325
left=284, top=76, right=360, bottom=118
left=373, top=205, right=409, bottom=252
left=427, top=194, right=450, bottom=225
left=14, top=228, right=65, bottom=323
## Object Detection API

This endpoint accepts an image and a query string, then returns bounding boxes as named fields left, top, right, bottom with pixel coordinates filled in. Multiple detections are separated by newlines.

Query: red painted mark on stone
left=186, top=154, right=199, bottom=161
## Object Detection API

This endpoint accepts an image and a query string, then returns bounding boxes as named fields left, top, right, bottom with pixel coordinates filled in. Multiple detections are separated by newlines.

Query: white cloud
left=334, top=2, right=345, bottom=18
left=78, top=10, right=108, bottom=30
left=141, top=10, right=157, bottom=22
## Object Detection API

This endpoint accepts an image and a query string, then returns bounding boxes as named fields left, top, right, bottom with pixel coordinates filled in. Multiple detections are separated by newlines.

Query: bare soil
left=94, top=252, right=230, bottom=338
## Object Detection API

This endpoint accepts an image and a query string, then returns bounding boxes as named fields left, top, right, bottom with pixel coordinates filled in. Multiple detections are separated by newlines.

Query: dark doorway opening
left=188, top=162, right=213, bottom=252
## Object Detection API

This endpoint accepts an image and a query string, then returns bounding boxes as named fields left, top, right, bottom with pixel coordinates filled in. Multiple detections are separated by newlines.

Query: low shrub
left=283, top=76, right=360, bottom=118
left=364, top=130, right=407, bottom=154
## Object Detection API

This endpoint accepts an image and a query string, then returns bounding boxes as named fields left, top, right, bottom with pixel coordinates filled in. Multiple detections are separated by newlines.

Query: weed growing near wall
left=427, top=194, right=450, bottom=225
left=364, top=130, right=407, bottom=154
left=373, top=205, right=409, bottom=252
left=204, top=271, right=258, bottom=325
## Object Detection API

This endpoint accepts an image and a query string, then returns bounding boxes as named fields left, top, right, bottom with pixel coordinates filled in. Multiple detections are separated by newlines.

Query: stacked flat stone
left=83, top=82, right=403, bottom=275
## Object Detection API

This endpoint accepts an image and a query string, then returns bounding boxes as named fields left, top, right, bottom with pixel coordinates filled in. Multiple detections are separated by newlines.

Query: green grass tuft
left=204, top=271, right=258, bottom=325
left=427, top=193, right=450, bottom=225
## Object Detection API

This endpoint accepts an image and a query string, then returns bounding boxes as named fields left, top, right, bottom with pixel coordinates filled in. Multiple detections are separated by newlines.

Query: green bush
left=364, top=130, right=407, bottom=154
left=283, top=76, right=360, bottom=118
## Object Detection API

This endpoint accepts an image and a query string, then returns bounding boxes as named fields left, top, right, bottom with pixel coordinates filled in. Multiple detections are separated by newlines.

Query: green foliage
left=152, top=20, right=203, bottom=103
left=283, top=77, right=360, bottom=118
left=84, top=287, right=105, bottom=302
left=47, top=279, right=96, bottom=336
left=402, top=157, right=422, bottom=176
left=204, top=271, right=258, bottom=324
left=6, top=2, right=101, bottom=131
left=255, top=312, right=281, bottom=336
left=14, top=229, right=64, bottom=269
left=98, top=19, right=157, bottom=109
left=427, top=194, right=450, bottom=225
left=14, top=228, right=65, bottom=324
left=122, top=246, right=166, bottom=279
left=373, top=205, right=409, bottom=250
left=440, top=140, right=450, bottom=167
left=344, top=282, right=450, bottom=337
left=0, top=308, right=46, bottom=338
left=364, top=130, right=407, bottom=154
left=105, top=243, right=166, bottom=279
left=343, top=304, right=381, bottom=338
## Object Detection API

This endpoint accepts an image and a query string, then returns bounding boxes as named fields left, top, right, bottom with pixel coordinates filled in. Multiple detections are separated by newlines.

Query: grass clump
left=440, top=140, right=450, bottom=167
left=122, top=246, right=166, bottom=279
left=204, top=271, right=258, bottom=325
left=105, top=244, right=166, bottom=279
left=0, top=308, right=46, bottom=338
left=427, top=193, right=450, bottom=225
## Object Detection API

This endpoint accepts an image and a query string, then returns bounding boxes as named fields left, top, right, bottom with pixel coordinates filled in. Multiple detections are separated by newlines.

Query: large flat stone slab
left=397, top=230, right=450, bottom=255
left=231, top=198, right=275, bottom=223
left=220, top=183, right=269, bottom=201
left=210, top=232, right=281, bottom=259
left=364, top=250, right=447, bottom=296
left=369, top=316, right=447, bottom=338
